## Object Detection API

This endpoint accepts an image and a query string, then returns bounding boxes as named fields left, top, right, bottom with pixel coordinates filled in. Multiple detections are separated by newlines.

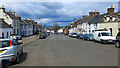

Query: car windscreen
left=11, top=35, right=17, bottom=36
left=88, top=34, right=93, bottom=36
left=101, top=33, right=111, bottom=36
left=73, top=33, right=77, bottom=35
left=0, top=41, right=10, bottom=48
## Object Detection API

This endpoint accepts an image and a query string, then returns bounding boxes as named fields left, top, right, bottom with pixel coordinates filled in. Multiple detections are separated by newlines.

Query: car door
left=12, top=40, right=21, bottom=55
left=97, top=33, right=101, bottom=41
left=15, top=40, right=23, bottom=54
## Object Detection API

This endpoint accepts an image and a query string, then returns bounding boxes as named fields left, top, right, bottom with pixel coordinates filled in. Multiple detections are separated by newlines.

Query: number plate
left=108, top=40, right=112, bottom=42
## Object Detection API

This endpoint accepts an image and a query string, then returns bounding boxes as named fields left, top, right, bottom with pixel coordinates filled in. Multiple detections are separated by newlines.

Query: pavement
left=19, top=35, right=37, bottom=46
left=10, top=34, right=118, bottom=67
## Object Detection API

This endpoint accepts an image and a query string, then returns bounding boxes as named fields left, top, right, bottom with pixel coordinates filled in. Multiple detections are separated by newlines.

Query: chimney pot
left=111, top=4, right=113, bottom=8
left=2, top=5, right=4, bottom=8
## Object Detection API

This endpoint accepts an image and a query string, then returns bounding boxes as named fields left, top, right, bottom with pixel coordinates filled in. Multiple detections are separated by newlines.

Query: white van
left=93, top=31, right=116, bottom=43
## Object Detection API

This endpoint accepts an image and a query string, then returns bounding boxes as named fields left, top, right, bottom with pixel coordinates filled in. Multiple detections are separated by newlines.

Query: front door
left=17, top=29, right=19, bottom=35
left=2, top=32, right=4, bottom=38
left=7, top=32, right=9, bottom=38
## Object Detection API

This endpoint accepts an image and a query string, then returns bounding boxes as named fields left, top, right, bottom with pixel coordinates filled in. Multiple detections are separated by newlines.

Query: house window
left=13, top=29, right=16, bottom=34
left=2, top=32, right=4, bottom=38
left=7, top=32, right=9, bottom=38
left=17, top=29, right=19, bottom=35
left=89, top=30, right=91, bottom=33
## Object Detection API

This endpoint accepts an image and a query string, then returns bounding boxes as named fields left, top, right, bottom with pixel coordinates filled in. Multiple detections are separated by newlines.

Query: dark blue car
left=83, top=34, right=94, bottom=41
left=76, top=34, right=83, bottom=39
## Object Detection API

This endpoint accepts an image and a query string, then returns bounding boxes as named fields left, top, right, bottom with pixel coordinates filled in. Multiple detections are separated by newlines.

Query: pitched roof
left=82, top=16, right=94, bottom=23
left=0, top=18, right=12, bottom=28
left=88, top=14, right=105, bottom=24
left=23, top=19, right=32, bottom=25
left=5, top=12, right=17, bottom=19
left=88, top=12, right=119, bottom=24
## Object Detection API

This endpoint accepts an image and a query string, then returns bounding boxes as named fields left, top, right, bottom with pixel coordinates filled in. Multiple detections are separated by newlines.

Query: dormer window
left=106, top=17, right=110, bottom=22
left=112, top=16, right=116, bottom=22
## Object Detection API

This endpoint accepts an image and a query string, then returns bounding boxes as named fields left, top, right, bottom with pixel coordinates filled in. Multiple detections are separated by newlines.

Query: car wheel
left=21, top=49, right=23, bottom=56
left=116, top=42, right=120, bottom=48
left=13, top=54, right=20, bottom=64
left=100, top=40, right=103, bottom=44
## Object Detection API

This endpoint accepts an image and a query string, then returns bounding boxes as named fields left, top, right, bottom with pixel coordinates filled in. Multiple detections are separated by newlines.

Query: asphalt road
left=11, top=34, right=118, bottom=66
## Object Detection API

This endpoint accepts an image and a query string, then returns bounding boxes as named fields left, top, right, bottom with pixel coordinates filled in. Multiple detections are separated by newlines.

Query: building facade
left=0, top=18, right=13, bottom=39
left=0, top=6, right=21, bottom=35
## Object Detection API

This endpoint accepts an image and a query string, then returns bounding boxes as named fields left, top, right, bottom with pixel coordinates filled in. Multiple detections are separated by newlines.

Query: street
left=11, top=34, right=118, bottom=66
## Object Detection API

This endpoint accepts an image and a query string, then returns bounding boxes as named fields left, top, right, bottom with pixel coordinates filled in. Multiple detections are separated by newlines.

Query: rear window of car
left=73, top=33, right=77, bottom=34
left=0, top=41, right=10, bottom=48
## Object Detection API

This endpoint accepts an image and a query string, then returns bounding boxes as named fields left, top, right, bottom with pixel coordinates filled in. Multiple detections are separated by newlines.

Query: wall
left=99, top=22, right=119, bottom=37
left=0, top=28, right=13, bottom=38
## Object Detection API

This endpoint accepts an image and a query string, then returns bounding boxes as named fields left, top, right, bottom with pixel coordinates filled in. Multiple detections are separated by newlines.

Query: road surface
left=10, top=34, right=118, bottom=66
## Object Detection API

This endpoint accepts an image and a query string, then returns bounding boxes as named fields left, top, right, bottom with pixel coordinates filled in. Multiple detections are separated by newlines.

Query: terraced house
left=0, top=5, right=21, bottom=35
left=88, top=5, right=120, bottom=37
left=0, top=18, right=12, bottom=38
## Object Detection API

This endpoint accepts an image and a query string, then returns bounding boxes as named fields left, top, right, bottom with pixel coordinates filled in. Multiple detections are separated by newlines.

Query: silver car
left=0, top=38, right=23, bottom=63
left=10, top=34, right=22, bottom=40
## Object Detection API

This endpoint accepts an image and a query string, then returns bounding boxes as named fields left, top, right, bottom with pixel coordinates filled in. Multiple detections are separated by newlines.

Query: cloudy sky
left=0, top=1, right=118, bottom=26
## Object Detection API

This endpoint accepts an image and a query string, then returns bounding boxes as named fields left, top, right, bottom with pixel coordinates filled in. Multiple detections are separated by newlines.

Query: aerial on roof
left=0, top=18, right=12, bottom=28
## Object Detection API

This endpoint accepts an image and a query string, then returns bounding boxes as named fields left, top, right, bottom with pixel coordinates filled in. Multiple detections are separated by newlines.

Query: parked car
left=71, top=33, right=77, bottom=38
left=39, top=34, right=46, bottom=39
left=115, top=32, right=120, bottom=48
left=76, top=34, right=83, bottom=39
left=69, top=33, right=72, bottom=37
left=0, top=38, right=23, bottom=63
left=82, top=34, right=88, bottom=40
left=94, top=31, right=116, bottom=43
left=84, top=34, right=94, bottom=41
left=46, top=32, right=50, bottom=36
left=11, top=34, right=22, bottom=40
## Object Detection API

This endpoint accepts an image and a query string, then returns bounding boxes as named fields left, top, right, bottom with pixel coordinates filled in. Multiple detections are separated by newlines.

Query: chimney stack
left=107, top=4, right=114, bottom=14
left=89, top=10, right=100, bottom=17
left=16, top=15, right=21, bottom=19
left=12, top=12, right=15, bottom=15
left=83, top=15, right=88, bottom=20
left=1, top=5, right=5, bottom=12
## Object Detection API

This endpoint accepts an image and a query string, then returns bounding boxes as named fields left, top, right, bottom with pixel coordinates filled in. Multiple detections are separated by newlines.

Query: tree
left=53, top=23, right=61, bottom=32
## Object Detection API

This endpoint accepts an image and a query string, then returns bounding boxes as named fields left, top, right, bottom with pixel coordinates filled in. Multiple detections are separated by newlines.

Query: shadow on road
left=11, top=52, right=28, bottom=65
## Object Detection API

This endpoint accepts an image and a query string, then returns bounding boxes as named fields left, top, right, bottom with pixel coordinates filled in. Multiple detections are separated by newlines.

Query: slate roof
left=88, top=14, right=105, bottom=24
left=88, top=12, right=119, bottom=24
left=0, top=18, right=12, bottom=28
left=17, top=17, right=27, bottom=25
left=82, top=16, right=94, bottom=23
left=23, top=19, right=32, bottom=25
left=5, top=12, right=17, bottom=19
